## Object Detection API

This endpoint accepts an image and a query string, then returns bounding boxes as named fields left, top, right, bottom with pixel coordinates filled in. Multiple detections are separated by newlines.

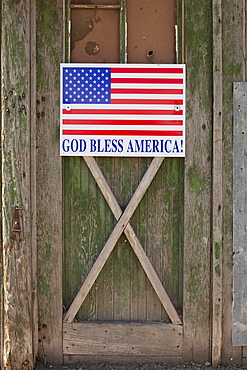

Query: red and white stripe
left=62, top=65, right=185, bottom=137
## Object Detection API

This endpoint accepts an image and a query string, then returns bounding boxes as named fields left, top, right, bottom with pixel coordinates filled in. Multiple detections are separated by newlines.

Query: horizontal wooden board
left=63, top=322, right=183, bottom=358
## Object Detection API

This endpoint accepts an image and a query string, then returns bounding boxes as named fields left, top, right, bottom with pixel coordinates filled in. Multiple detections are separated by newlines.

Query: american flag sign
left=60, top=63, right=186, bottom=157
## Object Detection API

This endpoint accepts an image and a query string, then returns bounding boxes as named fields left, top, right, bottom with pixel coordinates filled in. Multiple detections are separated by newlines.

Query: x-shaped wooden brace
left=63, top=157, right=182, bottom=325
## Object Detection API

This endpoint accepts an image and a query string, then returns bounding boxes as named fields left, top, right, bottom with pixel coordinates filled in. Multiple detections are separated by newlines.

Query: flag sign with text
left=60, top=63, right=186, bottom=157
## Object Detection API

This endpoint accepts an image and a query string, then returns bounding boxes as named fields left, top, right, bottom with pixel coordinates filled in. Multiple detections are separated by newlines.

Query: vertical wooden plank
left=1, top=0, right=36, bottom=368
left=36, top=0, right=63, bottom=363
left=146, top=164, right=165, bottom=322
left=232, top=82, right=247, bottom=346
left=221, top=0, right=245, bottom=365
left=212, top=0, right=223, bottom=366
left=243, top=347, right=247, bottom=366
left=130, top=159, right=147, bottom=322
left=183, top=0, right=212, bottom=362
left=0, top=1, right=3, bottom=365
left=95, top=157, right=115, bottom=321
left=112, top=159, right=131, bottom=321
left=30, top=0, right=39, bottom=362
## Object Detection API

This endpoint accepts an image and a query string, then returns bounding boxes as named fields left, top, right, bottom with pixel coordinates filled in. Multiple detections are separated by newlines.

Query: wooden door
left=63, top=0, right=184, bottom=362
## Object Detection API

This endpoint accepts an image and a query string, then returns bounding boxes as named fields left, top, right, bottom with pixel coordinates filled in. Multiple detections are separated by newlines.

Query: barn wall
left=221, top=0, right=245, bottom=365
left=0, top=0, right=247, bottom=368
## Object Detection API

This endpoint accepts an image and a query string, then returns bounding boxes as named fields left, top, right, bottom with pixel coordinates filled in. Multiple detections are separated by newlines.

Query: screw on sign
left=12, top=206, right=22, bottom=233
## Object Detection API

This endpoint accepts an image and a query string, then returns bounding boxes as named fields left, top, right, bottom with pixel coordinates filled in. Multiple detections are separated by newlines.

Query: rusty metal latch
left=12, top=206, right=22, bottom=233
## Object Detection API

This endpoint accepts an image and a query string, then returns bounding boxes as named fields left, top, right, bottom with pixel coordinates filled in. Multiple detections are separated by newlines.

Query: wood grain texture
left=232, top=82, right=247, bottom=346
left=183, top=0, right=212, bottom=362
left=63, top=156, right=184, bottom=324
left=36, top=0, right=63, bottom=363
left=81, top=157, right=182, bottom=324
left=64, top=158, right=164, bottom=323
left=221, top=0, right=245, bottom=365
left=30, top=0, right=39, bottom=362
left=1, top=0, right=36, bottom=368
left=212, top=0, right=223, bottom=366
left=63, top=322, right=182, bottom=358
left=64, top=1, right=183, bottom=330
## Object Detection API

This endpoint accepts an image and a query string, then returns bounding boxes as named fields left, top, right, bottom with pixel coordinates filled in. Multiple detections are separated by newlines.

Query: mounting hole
left=147, top=50, right=154, bottom=57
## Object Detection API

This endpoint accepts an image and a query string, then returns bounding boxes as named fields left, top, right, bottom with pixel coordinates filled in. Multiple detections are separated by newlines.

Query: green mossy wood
left=1, top=0, right=247, bottom=367
left=1, top=1, right=36, bottom=369
left=183, top=0, right=213, bottom=362
left=36, top=0, right=63, bottom=364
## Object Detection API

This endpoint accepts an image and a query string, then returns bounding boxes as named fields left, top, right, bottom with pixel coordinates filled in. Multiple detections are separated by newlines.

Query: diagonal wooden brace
left=83, top=156, right=182, bottom=325
left=63, top=157, right=181, bottom=325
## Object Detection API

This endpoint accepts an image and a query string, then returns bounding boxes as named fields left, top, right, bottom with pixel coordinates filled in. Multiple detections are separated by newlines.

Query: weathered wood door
left=63, top=0, right=184, bottom=362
